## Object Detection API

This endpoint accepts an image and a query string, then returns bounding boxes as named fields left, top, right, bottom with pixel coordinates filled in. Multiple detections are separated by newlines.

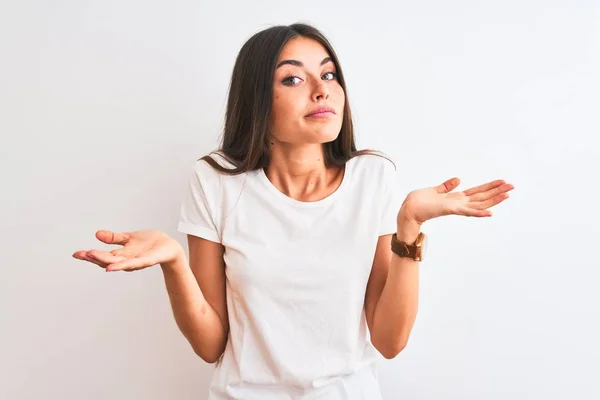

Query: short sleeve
left=177, top=159, right=222, bottom=243
left=378, top=157, right=402, bottom=236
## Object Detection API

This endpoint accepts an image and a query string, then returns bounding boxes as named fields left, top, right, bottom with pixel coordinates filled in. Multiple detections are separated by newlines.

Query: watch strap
left=391, top=233, right=419, bottom=260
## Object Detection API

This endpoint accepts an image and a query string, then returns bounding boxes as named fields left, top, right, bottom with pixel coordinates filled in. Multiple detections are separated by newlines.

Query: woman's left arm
left=365, top=177, right=514, bottom=359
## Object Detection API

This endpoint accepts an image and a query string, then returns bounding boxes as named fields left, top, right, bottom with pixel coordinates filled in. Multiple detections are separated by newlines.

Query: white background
left=1, top=1, right=599, bottom=399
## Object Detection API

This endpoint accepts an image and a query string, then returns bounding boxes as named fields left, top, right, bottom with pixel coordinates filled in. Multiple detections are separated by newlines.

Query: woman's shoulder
left=349, top=150, right=397, bottom=177
left=185, top=151, right=248, bottom=198
left=198, top=150, right=238, bottom=171
left=191, top=150, right=250, bottom=184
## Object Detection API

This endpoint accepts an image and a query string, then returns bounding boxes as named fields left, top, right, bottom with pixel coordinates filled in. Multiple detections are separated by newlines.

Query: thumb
left=435, top=177, right=460, bottom=194
left=95, top=230, right=130, bottom=245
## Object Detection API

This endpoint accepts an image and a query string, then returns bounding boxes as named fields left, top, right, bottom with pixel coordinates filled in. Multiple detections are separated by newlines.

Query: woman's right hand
left=72, top=229, right=185, bottom=272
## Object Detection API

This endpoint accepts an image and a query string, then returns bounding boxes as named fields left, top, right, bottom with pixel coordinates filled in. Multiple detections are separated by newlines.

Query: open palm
left=72, top=229, right=184, bottom=272
left=400, top=178, right=514, bottom=225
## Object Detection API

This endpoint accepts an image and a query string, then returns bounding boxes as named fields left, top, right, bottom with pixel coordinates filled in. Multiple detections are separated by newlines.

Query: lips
left=306, top=106, right=335, bottom=117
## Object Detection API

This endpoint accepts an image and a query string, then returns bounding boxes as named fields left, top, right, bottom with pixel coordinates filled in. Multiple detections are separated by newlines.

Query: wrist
left=160, top=250, right=187, bottom=274
left=396, top=211, right=422, bottom=243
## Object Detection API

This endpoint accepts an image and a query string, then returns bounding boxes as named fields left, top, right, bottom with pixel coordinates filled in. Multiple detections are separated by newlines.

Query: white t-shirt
left=177, top=151, right=402, bottom=400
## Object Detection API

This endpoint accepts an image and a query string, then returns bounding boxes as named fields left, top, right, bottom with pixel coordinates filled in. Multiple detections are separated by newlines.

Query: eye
left=323, top=71, right=337, bottom=80
left=281, top=71, right=338, bottom=86
left=281, top=75, right=302, bottom=86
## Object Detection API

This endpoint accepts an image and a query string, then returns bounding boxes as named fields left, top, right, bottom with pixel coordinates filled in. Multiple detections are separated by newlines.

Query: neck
left=264, top=143, right=339, bottom=201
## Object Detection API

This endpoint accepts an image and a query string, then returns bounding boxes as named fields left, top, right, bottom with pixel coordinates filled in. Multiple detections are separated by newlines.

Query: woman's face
left=268, top=37, right=345, bottom=146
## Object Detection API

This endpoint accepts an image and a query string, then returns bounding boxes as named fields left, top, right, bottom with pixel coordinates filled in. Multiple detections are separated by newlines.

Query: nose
left=311, top=79, right=330, bottom=102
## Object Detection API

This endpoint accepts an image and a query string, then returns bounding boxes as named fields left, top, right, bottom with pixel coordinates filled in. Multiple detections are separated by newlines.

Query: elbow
left=376, top=338, right=408, bottom=360
left=191, top=338, right=226, bottom=364
left=187, top=325, right=228, bottom=364
left=193, top=346, right=224, bottom=364
left=381, top=342, right=407, bottom=360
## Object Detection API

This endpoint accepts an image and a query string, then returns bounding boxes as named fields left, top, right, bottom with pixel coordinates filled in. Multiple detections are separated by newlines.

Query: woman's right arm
left=160, top=235, right=229, bottom=364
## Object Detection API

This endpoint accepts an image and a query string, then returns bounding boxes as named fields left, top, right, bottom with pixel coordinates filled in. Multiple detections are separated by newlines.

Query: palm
left=72, top=229, right=183, bottom=272
left=401, top=178, right=514, bottom=224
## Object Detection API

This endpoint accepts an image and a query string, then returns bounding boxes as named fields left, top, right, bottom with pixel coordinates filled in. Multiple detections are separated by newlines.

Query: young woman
left=73, top=23, right=513, bottom=400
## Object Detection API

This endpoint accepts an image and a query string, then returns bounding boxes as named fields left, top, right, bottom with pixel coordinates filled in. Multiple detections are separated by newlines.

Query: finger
left=457, top=206, right=493, bottom=217
left=87, top=250, right=127, bottom=265
left=72, top=250, right=89, bottom=260
left=470, top=192, right=510, bottom=210
left=73, top=251, right=108, bottom=269
left=463, top=179, right=506, bottom=196
left=435, top=177, right=460, bottom=194
left=95, top=230, right=130, bottom=246
left=469, top=183, right=514, bottom=202
left=106, top=256, right=155, bottom=272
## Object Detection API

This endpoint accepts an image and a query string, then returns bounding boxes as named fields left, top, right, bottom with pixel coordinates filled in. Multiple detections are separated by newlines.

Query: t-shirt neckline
left=257, top=158, right=354, bottom=208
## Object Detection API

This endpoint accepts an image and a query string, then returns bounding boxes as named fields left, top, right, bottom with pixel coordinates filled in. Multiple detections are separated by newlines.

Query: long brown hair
left=199, top=22, right=392, bottom=173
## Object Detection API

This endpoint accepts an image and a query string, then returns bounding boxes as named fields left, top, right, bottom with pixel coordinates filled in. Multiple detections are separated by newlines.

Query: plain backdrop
left=1, top=1, right=599, bottom=399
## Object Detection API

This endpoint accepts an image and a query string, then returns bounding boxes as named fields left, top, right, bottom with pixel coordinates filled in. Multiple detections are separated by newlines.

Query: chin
left=315, top=129, right=341, bottom=144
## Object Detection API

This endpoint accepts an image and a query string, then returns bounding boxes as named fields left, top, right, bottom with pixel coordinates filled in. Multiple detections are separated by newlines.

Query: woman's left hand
left=399, top=177, right=515, bottom=226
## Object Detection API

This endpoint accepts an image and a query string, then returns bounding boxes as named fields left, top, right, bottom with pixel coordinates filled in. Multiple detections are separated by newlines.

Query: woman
left=73, top=23, right=513, bottom=400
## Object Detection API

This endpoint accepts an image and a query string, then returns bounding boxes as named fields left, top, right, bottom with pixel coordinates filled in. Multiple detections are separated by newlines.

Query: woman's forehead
left=277, top=37, right=331, bottom=67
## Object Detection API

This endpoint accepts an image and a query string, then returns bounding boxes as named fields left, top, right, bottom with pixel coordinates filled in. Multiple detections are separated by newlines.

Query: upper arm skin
left=187, top=234, right=229, bottom=339
left=364, top=234, right=393, bottom=336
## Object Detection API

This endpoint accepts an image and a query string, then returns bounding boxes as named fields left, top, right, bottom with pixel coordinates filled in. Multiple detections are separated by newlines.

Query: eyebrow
left=276, top=56, right=333, bottom=69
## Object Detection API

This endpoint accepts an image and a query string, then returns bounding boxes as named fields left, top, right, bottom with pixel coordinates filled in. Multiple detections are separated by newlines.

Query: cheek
left=334, top=86, right=345, bottom=104
left=270, top=93, right=295, bottom=134
left=272, top=93, right=302, bottom=122
left=271, top=94, right=282, bottom=121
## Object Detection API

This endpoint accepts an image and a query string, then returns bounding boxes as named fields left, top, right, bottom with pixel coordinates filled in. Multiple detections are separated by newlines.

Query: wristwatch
left=391, top=232, right=428, bottom=261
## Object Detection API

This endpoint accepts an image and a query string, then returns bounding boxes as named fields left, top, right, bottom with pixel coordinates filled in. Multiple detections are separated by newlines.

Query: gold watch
left=391, top=232, right=428, bottom=261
